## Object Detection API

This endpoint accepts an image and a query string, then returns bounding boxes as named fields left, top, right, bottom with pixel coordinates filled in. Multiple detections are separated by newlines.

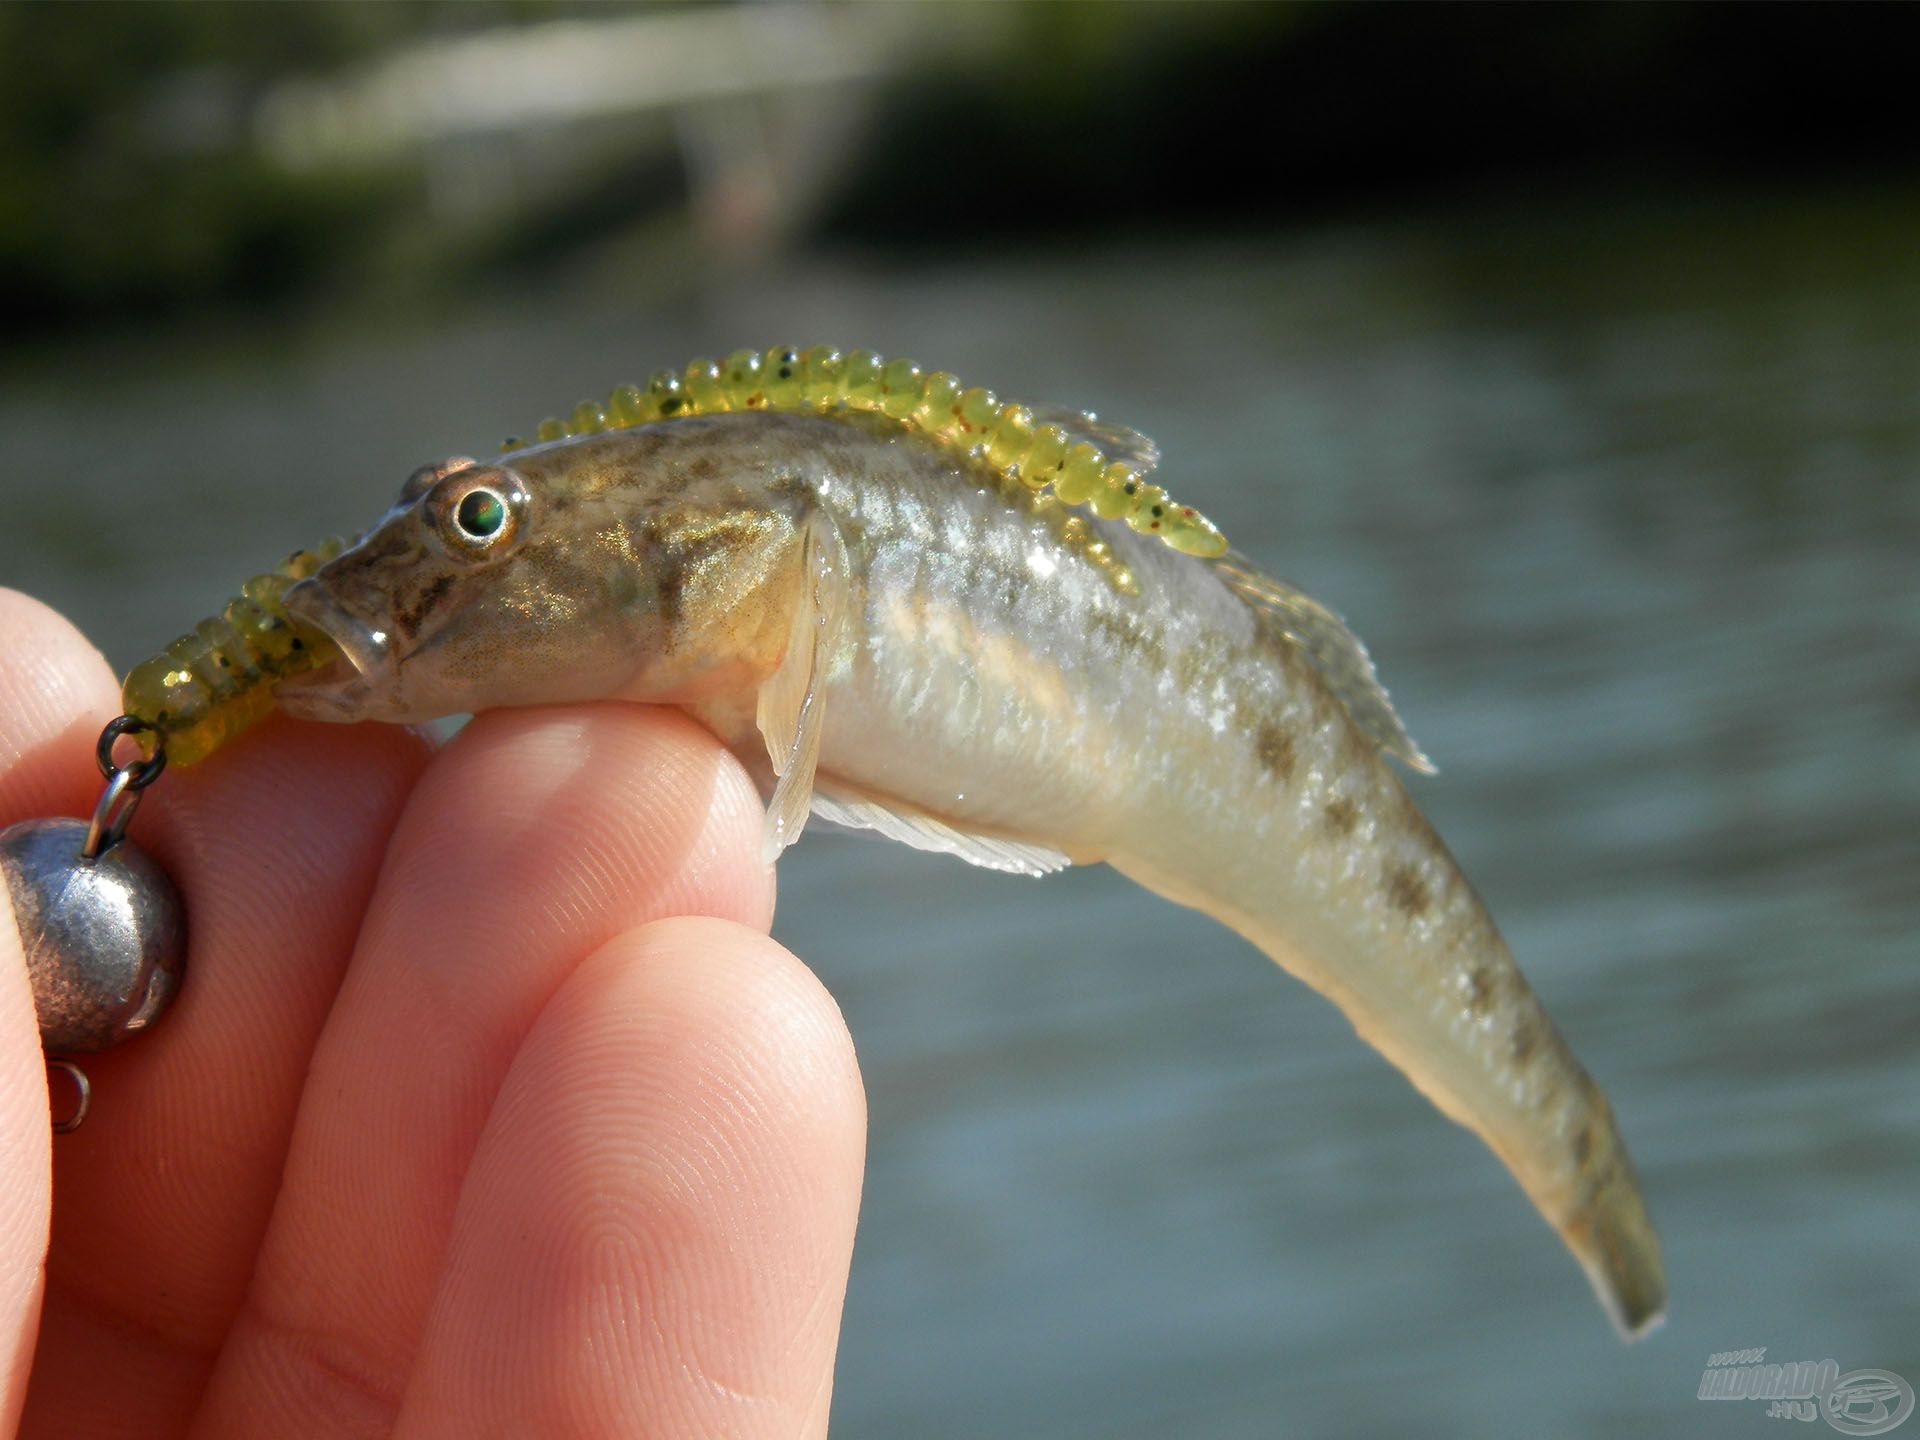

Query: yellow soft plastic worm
left=121, top=538, right=346, bottom=764
left=124, top=348, right=1229, bottom=767
left=507, top=346, right=1230, bottom=558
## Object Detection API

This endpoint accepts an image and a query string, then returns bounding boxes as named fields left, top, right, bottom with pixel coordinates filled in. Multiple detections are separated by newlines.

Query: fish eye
left=425, top=467, right=529, bottom=559
left=456, top=489, right=506, bottom=538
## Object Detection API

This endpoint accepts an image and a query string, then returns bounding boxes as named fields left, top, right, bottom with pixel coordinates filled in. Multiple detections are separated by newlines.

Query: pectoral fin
left=755, top=512, right=849, bottom=862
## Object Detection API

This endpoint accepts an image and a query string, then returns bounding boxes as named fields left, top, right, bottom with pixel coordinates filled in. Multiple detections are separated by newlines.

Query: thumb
left=0, top=883, right=52, bottom=1433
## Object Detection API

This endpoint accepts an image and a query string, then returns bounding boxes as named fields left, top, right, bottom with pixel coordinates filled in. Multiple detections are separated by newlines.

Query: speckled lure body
left=120, top=354, right=1664, bottom=1336
left=121, top=538, right=346, bottom=763
left=515, top=346, right=1228, bottom=560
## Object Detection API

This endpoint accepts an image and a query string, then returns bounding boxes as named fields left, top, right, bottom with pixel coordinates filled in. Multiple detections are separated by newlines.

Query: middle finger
left=194, top=703, right=774, bottom=1437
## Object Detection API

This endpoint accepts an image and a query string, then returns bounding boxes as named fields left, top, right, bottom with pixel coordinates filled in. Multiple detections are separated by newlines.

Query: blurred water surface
left=4, top=187, right=1917, bottom=1437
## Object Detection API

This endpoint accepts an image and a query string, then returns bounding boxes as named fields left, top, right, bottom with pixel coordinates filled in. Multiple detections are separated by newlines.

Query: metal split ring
left=95, top=715, right=167, bottom=789
left=84, top=717, right=168, bottom=860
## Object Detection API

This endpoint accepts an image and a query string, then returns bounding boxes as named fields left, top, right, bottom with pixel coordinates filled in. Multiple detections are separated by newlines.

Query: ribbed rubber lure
left=120, top=539, right=348, bottom=765
left=504, top=346, right=1229, bottom=559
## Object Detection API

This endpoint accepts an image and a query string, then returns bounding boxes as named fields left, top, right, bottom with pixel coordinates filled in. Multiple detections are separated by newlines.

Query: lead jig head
left=0, top=717, right=185, bottom=1132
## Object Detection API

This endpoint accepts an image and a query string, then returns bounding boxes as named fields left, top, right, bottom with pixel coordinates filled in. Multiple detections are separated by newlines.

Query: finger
left=0, top=895, right=52, bottom=1435
left=0, top=588, right=121, bottom=828
left=197, top=704, right=776, bottom=1438
left=0, top=588, right=117, bottom=1431
left=0, top=592, right=432, bottom=1435
left=395, top=918, right=864, bottom=1440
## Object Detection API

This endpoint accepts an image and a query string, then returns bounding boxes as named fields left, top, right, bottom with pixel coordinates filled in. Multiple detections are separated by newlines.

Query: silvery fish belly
left=152, top=348, right=1663, bottom=1336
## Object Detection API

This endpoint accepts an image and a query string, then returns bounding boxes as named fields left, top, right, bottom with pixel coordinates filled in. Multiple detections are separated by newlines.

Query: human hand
left=0, top=590, right=866, bottom=1438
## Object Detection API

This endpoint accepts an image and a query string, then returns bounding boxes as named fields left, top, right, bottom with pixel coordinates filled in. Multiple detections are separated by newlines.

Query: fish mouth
left=273, top=579, right=401, bottom=721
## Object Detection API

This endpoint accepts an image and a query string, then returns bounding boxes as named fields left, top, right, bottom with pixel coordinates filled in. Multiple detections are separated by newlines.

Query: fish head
left=276, top=440, right=799, bottom=725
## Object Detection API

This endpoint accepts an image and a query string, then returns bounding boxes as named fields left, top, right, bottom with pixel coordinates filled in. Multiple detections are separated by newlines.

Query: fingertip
left=399, top=918, right=864, bottom=1440
left=0, top=587, right=117, bottom=701
left=587, top=914, right=867, bottom=1172
left=0, top=589, right=120, bottom=823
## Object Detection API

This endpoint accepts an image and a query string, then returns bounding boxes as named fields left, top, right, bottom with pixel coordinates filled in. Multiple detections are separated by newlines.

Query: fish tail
left=1551, top=1086, right=1667, bottom=1339
left=1344, top=940, right=1669, bottom=1342
left=1115, top=832, right=1667, bottom=1339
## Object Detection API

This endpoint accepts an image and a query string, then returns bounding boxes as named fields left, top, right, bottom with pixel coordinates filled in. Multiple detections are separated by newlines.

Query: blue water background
left=4, top=187, right=1916, bottom=1438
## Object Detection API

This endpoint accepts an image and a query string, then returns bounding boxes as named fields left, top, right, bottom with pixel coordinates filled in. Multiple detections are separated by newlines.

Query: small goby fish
left=123, top=346, right=1665, bottom=1337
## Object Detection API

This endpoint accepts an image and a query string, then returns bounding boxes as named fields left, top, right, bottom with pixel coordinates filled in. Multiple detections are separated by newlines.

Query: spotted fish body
left=127, top=355, right=1665, bottom=1337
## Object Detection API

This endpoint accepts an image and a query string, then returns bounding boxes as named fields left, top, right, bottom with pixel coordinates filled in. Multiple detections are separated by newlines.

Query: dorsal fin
left=1216, top=552, right=1436, bottom=774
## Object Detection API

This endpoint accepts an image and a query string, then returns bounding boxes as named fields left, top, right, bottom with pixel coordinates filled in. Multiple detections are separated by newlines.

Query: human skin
left=0, top=588, right=866, bottom=1439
